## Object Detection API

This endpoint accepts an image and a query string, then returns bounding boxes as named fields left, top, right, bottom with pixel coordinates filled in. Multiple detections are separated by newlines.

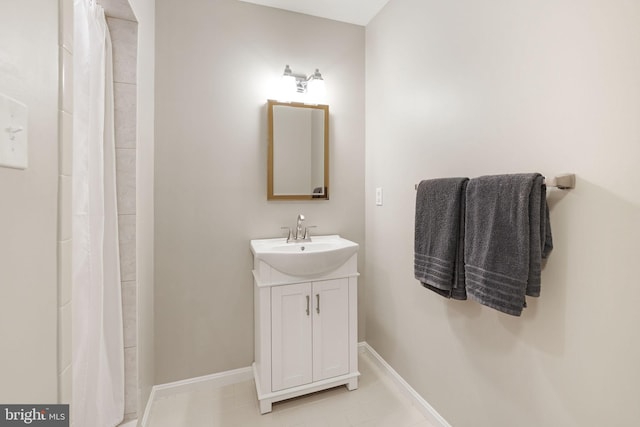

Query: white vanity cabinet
left=272, top=278, right=350, bottom=391
left=251, top=241, right=359, bottom=414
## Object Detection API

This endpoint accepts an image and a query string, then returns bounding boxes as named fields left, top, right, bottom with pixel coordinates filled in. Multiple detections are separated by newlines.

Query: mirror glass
left=268, top=100, right=329, bottom=200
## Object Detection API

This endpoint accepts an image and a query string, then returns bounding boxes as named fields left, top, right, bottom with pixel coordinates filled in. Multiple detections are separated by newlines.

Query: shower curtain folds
left=72, top=1, right=125, bottom=426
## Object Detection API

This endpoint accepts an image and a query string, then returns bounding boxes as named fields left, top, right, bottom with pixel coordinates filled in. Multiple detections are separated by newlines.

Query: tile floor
left=147, top=350, right=438, bottom=427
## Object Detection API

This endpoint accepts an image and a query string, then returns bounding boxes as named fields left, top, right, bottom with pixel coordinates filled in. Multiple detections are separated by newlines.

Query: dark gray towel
left=464, top=173, right=552, bottom=316
left=414, top=178, right=469, bottom=300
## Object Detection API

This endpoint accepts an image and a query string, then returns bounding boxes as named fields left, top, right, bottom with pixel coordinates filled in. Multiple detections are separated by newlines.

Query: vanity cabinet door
left=271, top=279, right=350, bottom=393
left=271, top=282, right=313, bottom=392
left=312, top=278, right=350, bottom=382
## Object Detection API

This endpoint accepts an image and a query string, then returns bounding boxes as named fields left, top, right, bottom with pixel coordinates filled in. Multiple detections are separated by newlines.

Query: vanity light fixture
left=306, top=68, right=326, bottom=100
left=279, top=65, right=326, bottom=102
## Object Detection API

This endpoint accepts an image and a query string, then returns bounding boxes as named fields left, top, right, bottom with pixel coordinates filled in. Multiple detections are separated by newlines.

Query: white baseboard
left=139, top=366, right=253, bottom=426
left=139, top=386, right=154, bottom=427
left=152, top=366, right=254, bottom=399
left=141, top=343, right=450, bottom=427
left=358, top=342, right=452, bottom=427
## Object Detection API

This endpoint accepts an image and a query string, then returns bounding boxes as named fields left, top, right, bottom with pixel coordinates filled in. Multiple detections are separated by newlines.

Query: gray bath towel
left=464, top=173, right=552, bottom=316
left=414, top=178, right=469, bottom=300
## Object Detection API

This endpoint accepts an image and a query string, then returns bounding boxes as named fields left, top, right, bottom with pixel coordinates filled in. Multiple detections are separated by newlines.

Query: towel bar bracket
left=544, top=173, right=576, bottom=190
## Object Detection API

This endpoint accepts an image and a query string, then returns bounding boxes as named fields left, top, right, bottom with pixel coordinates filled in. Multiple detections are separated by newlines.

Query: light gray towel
left=464, top=173, right=553, bottom=316
left=414, top=178, right=469, bottom=300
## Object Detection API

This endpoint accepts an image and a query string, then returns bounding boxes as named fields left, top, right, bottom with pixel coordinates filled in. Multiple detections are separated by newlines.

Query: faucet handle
left=303, top=225, right=317, bottom=240
left=281, top=226, right=293, bottom=242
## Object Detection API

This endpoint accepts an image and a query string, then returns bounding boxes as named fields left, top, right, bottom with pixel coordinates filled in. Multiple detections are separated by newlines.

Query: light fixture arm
left=281, top=65, right=325, bottom=94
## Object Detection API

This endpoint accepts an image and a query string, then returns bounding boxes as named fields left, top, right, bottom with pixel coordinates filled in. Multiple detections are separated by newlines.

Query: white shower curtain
left=72, top=1, right=125, bottom=426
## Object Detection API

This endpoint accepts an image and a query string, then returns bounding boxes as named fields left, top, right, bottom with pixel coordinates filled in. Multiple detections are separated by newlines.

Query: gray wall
left=154, top=0, right=365, bottom=383
left=0, top=0, right=59, bottom=403
left=365, top=0, right=640, bottom=426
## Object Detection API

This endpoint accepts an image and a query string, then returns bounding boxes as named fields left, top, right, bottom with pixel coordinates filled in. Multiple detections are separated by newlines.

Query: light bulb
left=279, top=65, right=296, bottom=100
left=307, top=78, right=325, bottom=103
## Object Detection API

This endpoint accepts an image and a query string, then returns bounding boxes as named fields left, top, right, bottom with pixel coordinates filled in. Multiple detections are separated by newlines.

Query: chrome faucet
left=282, top=214, right=314, bottom=243
left=296, top=214, right=305, bottom=240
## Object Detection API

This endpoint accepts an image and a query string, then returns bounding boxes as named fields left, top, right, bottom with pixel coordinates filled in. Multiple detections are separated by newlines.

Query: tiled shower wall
left=57, top=0, right=73, bottom=408
left=106, top=8, right=139, bottom=422
left=105, top=0, right=138, bottom=422
left=57, top=0, right=139, bottom=423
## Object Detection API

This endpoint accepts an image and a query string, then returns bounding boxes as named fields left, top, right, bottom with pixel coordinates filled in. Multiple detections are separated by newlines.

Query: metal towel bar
left=414, top=173, right=576, bottom=190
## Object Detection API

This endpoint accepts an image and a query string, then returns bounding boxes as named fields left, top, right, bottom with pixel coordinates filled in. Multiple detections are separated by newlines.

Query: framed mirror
left=267, top=100, right=329, bottom=200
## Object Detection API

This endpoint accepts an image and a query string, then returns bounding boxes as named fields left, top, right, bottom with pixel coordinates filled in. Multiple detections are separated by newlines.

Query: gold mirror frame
left=267, top=100, right=329, bottom=200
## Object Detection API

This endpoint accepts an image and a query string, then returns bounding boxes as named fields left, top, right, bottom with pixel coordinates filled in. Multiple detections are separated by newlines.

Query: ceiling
left=237, top=0, right=391, bottom=26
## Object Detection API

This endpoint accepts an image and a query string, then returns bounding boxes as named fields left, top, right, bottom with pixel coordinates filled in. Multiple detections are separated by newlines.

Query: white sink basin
left=251, top=235, right=358, bottom=277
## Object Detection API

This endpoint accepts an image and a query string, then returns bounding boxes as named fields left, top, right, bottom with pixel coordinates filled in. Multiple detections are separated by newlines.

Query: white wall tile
left=58, top=239, right=72, bottom=306
left=118, top=214, right=136, bottom=281
left=101, top=0, right=137, bottom=22
left=114, top=83, right=137, bottom=148
left=59, top=110, right=73, bottom=175
left=59, top=0, right=73, bottom=53
left=59, top=363, right=72, bottom=405
left=60, top=47, right=73, bottom=112
left=124, top=346, right=138, bottom=416
left=107, top=10, right=140, bottom=419
left=116, top=148, right=136, bottom=215
left=58, top=302, right=71, bottom=373
left=107, top=17, right=138, bottom=84
left=120, top=413, right=137, bottom=425
left=122, top=280, right=137, bottom=348
left=59, top=0, right=74, bottom=410
left=58, top=175, right=72, bottom=241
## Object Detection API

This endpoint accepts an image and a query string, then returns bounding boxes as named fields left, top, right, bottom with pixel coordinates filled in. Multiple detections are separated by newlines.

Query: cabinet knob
left=306, top=295, right=310, bottom=316
left=316, top=294, right=320, bottom=314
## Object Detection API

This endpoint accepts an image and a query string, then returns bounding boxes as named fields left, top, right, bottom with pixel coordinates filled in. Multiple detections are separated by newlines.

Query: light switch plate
left=0, top=93, right=28, bottom=169
left=375, top=187, right=383, bottom=206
